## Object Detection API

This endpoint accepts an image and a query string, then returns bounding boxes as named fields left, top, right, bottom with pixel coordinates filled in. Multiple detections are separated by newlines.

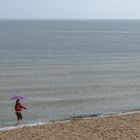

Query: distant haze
left=0, top=0, right=140, bottom=19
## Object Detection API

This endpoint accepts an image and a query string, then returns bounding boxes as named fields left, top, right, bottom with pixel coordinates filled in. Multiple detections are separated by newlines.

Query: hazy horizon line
left=0, top=18, right=140, bottom=21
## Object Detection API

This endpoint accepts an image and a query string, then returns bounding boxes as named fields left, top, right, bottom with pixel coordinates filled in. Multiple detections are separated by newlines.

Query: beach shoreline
left=1, top=110, right=140, bottom=139
left=1, top=110, right=140, bottom=132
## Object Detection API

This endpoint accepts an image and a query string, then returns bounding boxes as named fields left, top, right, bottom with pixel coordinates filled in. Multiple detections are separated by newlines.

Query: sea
left=1, top=20, right=140, bottom=129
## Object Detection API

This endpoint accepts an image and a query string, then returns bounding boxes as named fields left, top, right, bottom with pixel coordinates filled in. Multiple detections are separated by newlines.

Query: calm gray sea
left=1, top=20, right=140, bottom=128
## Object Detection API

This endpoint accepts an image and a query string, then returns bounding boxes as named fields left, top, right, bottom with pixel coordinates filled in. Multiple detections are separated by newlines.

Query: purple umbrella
left=11, top=95, right=25, bottom=100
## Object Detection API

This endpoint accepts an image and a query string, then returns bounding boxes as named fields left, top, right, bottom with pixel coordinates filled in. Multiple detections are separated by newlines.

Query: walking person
left=15, top=99, right=27, bottom=125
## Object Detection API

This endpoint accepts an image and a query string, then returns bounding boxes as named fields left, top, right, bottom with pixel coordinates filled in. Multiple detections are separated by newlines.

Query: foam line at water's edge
left=0, top=122, right=49, bottom=132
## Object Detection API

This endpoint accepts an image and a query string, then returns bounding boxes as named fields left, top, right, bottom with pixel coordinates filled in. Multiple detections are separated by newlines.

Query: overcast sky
left=0, top=0, right=140, bottom=19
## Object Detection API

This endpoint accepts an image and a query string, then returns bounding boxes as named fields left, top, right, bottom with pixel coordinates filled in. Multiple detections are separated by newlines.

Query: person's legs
left=18, top=112, right=23, bottom=120
left=16, top=112, right=23, bottom=125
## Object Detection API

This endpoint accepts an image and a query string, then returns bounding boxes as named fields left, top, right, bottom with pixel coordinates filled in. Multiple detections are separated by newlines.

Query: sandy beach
left=1, top=112, right=140, bottom=140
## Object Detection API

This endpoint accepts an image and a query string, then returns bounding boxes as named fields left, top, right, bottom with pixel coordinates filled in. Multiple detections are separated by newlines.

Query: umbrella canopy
left=11, top=95, right=25, bottom=100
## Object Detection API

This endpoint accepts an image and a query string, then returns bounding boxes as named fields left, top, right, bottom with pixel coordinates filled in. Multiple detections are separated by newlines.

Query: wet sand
left=1, top=112, right=140, bottom=140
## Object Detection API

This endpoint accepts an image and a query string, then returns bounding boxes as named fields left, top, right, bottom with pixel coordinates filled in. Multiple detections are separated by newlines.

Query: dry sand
left=1, top=112, right=140, bottom=140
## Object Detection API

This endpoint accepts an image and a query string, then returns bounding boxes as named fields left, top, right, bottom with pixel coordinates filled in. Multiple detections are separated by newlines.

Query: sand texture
left=1, top=113, right=140, bottom=140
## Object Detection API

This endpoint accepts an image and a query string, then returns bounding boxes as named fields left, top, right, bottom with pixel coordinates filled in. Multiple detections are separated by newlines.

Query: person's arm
left=20, top=103, right=27, bottom=110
